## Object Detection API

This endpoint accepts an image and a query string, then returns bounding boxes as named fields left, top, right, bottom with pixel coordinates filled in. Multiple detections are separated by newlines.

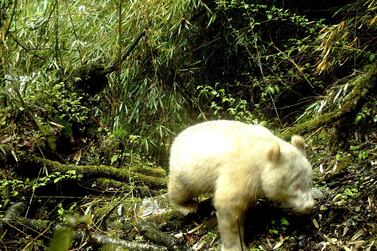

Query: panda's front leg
left=214, top=180, right=249, bottom=251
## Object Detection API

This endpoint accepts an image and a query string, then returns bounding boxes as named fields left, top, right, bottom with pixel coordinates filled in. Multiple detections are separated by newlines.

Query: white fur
left=168, top=120, right=314, bottom=251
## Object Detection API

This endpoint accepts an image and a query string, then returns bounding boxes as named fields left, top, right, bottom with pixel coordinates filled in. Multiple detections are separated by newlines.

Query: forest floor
left=1, top=125, right=376, bottom=250
left=152, top=128, right=377, bottom=251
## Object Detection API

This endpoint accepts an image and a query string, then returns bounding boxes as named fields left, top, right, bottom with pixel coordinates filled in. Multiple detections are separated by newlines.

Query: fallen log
left=93, top=178, right=162, bottom=197
left=136, top=219, right=179, bottom=248
left=28, top=157, right=167, bottom=190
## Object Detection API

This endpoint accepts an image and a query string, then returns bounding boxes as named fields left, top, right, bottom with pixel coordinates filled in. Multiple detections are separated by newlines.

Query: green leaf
left=54, top=177, right=62, bottom=183
left=369, top=54, right=376, bottom=62
left=48, top=227, right=73, bottom=251
left=110, top=154, right=119, bottom=165
left=281, top=217, right=289, bottom=226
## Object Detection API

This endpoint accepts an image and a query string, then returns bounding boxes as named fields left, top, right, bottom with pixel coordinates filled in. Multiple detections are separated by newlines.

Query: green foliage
left=197, top=84, right=259, bottom=123
left=0, top=179, right=27, bottom=198
left=268, top=217, right=290, bottom=236
left=1, top=0, right=329, bottom=162
left=350, top=145, right=369, bottom=161
left=30, top=82, right=89, bottom=125
left=185, top=0, right=326, bottom=124
left=333, top=186, right=360, bottom=206
left=57, top=202, right=78, bottom=221
left=1, top=0, right=375, bottom=163
left=343, top=187, right=359, bottom=197
left=0, top=170, right=82, bottom=208
left=0, top=73, right=90, bottom=153
left=32, top=170, right=82, bottom=191
left=353, top=99, right=377, bottom=125
left=1, top=0, right=211, bottom=161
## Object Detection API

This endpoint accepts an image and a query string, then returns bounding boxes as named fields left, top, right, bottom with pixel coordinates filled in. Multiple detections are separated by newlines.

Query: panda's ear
left=291, top=135, right=305, bottom=153
left=266, top=143, right=281, bottom=162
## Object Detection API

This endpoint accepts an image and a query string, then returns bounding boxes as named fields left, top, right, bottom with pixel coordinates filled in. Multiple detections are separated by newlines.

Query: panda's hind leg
left=168, top=173, right=198, bottom=215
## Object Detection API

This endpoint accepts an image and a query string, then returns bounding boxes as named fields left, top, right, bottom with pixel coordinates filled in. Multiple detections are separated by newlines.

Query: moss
left=280, top=63, right=377, bottom=139
left=30, top=157, right=167, bottom=189
left=126, top=164, right=166, bottom=178
left=98, top=244, right=129, bottom=251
